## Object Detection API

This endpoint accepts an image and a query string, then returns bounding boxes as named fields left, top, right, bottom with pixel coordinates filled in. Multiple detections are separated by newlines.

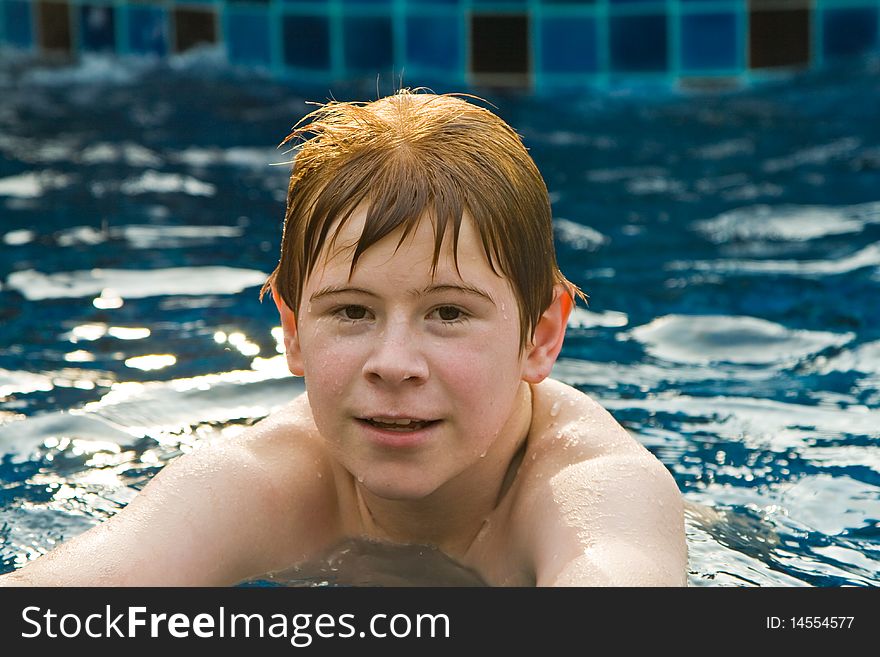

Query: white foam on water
left=669, top=242, right=880, bottom=276
left=817, top=340, right=880, bottom=375
left=117, top=171, right=216, bottom=196
left=567, top=306, right=628, bottom=328
left=20, top=53, right=153, bottom=87
left=553, top=218, right=608, bottom=252
left=52, top=223, right=243, bottom=248
left=170, top=146, right=282, bottom=169
left=6, top=266, right=269, bottom=301
left=689, top=138, right=755, bottom=161
left=56, top=226, right=106, bottom=247
left=118, top=224, right=242, bottom=248
left=762, top=137, right=861, bottom=173
left=0, top=171, right=73, bottom=198
left=3, top=229, right=35, bottom=245
left=778, top=475, right=879, bottom=535
left=79, top=142, right=163, bottom=167
left=693, top=201, right=880, bottom=243
left=0, top=369, right=54, bottom=397
left=586, top=166, right=667, bottom=183
left=601, top=395, right=880, bottom=447
left=628, top=314, right=853, bottom=366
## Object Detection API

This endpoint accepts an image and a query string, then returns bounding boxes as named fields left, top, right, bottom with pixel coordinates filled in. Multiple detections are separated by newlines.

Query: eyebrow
left=309, top=283, right=496, bottom=306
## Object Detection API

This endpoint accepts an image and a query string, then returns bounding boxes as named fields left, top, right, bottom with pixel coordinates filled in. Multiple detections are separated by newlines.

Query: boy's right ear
left=271, top=286, right=305, bottom=377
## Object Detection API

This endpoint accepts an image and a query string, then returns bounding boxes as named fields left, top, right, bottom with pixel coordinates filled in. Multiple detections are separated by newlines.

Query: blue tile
left=341, top=0, right=392, bottom=5
left=343, top=16, right=393, bottom=73
left=540, top=17, right=597, bottom=73
left=681, top=13, right=738, bottom=71
left=539, top=0, right=596, bottom=5
left=407, top=0, right=460, bottom=5
left=80, top=5, right=116, bottom=52
left=610, top=14, right=667, bottom=72
left=226, top=11, right=271, bottom=65
left=4, top=1, right=34, bottom=49
left=473, top=0, right=527, bottom=5
left=406, top=15, right=460, bottom=70
left=823, top=8, right=878, bottom=60
left=127, top=6, right=168, bottom=56
left=282, top=14, right=330, bottom=70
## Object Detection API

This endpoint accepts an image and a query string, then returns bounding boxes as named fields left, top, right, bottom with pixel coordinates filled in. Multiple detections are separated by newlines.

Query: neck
left=353, top=382, right=533, bottom=558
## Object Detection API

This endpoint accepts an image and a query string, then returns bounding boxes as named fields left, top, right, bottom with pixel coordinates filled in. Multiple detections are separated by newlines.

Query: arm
left=0, top=395, right=336, bottom=586
left=526, top=450, right=687, bottom=586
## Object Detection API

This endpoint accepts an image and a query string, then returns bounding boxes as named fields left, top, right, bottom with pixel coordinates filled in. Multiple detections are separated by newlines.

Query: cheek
left=300, top=333, right=362, bottom=395
left=432, top=338, right=523, bottom=412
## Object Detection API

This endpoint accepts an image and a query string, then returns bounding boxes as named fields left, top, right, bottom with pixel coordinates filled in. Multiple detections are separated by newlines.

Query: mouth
left=357, top=417, right=441, bottom=432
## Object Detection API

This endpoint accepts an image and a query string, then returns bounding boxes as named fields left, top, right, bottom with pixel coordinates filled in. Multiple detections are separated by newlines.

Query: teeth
left=370, top=418, right=420, bottom=426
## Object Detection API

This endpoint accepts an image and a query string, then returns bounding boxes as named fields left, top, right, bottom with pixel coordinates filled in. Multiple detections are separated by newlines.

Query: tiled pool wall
left=1, top=0, right=879, bottom=91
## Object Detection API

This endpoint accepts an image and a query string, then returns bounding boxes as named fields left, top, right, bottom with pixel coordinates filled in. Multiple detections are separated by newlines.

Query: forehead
left=308, top=203, right=504, bottom=289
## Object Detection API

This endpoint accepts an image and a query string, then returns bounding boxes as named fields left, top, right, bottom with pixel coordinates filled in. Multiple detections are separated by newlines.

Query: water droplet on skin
left=550, top=401, right=561, bottom=417
left=479, top=451, right=487, bottom=458
left=357, top=475, right=364, bottom=483
left=317, top=472, right=323, bottom=479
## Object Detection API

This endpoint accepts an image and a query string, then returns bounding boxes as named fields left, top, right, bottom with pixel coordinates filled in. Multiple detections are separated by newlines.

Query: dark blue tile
left=127, top=6, right=168, bottom=56
left=407, top=0, right=460, bottom=5
left=4, top=1, right=34, bottom=49
left=539, top=0, right=596, bottom=5
left=473, top=0, right=527, bottom=5
left=282, top=14, right=330, bottom=70
left=540, top=17, right=597, bottom=73
left=610, top=14, right=667, bottom=72
left=681, top=12, right=738, bottom=71
left=406, top=15, right=460, bottom=70
left=341, top=0, right=392, bottom=5
left=226, top=11, right=271, bottom=65
left=343, top=16, right=393, bottom=73
left=80, top=5, right=116, bottom=52
left=823, top=8, right=878, bottom=60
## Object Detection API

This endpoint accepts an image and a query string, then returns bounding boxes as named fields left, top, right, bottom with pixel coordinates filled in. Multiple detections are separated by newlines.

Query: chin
left=359, top=471, right=443, bottom=501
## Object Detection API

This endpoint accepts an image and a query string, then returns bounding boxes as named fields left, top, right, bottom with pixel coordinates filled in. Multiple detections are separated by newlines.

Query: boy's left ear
left=522, top=285, right=573, bottom=384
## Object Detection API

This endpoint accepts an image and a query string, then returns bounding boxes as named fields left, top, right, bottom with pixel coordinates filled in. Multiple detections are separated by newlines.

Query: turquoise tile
left=127, top=6, right=168, bottom=56
left=541, top=16, right=597, bottom=73
left=4, top=1, right=34, bottom=49
left=406, top=15, right=461, bottom=70
left=681, top=12, right=737, bottom=71
left=226, top=10, right=271, bottom=65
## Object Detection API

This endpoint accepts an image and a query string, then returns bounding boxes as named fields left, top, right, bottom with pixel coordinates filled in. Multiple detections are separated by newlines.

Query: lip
left=355, top=418, right=442, bottom=449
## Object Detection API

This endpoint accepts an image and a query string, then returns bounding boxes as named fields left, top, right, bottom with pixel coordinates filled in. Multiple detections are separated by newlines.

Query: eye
left=433, top=306, right=465, bottom=322
left=340, top=305, right=367, bottom=320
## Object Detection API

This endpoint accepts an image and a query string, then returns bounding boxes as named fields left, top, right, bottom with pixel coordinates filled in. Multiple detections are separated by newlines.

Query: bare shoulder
left=509, top=378, right=687, bottom=586
left=0, top=392, right=338, bottom=586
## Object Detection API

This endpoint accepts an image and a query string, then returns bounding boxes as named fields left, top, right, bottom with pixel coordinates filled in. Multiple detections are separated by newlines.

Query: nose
left=362, top=321, right=429, bottom=386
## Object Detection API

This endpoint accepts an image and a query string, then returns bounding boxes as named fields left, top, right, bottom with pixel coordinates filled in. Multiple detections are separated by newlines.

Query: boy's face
left=286, top=204, right=537, bottom=500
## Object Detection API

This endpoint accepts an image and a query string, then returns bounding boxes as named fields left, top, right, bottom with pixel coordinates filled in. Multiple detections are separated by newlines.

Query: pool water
left=1, top=51, right=878, bottom=586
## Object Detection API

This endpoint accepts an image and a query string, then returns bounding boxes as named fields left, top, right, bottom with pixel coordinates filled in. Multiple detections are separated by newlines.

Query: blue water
left=1, top=51, right=878, bottom=586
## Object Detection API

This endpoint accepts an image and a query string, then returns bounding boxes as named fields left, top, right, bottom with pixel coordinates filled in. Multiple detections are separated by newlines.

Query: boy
left=0, top=90, right=686, bottom=586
